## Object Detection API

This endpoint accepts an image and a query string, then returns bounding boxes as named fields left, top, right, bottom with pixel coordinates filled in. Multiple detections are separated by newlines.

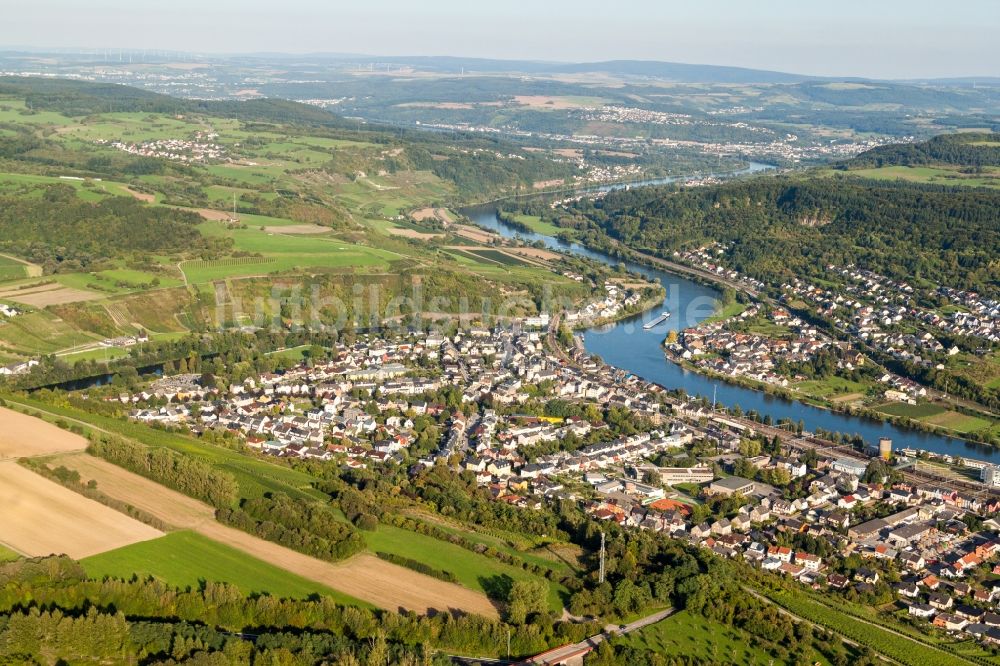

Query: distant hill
left=845, top=132, right=1000, bottom=168
left=271, top=54, right=998, bottom=86
left=316, top=55, right=816, bottom=84
left=0, top=77, right=345, bottom=126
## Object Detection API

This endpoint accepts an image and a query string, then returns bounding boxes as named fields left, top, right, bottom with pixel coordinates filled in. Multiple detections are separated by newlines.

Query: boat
left=643, top=312, right=671, bottom=330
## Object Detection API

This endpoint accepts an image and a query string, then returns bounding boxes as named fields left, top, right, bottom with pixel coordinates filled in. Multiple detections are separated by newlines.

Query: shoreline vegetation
left=660, top=341, right=994, bottom=450
left=476, top=205, right=1000, bottom=450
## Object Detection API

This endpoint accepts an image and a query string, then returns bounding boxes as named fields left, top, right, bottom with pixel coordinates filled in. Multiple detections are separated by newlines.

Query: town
left=110, top=307, right=1000, bottom=650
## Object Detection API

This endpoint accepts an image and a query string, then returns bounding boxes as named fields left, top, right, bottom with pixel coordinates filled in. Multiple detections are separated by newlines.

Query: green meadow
left=362, top=523, right=567, bottom=612
left=82, top=530, right=368, bottom=605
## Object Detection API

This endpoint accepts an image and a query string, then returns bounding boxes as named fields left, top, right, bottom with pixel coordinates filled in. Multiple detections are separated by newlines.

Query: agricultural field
left=465, top=248, right=531, bottom=267
left=0, top=310, right=104, bottom=355
left=839, top=165, right=1000, bottom=189
left=507, top=214, right=566, bottom=237
left=876, top=401, right=997, bottom=437
left=49, top=452, right=498, bottom=616
left=0, top=461, right=163, bottom=559
left=0, top=406, right=88, bottom=459
left=6, top=395, right=324, bottom=501
left=0, top=254, right=32, bottom=281
left=0, top=85, right=603, bottom=364
left=82, top=530, right=367, bottom=604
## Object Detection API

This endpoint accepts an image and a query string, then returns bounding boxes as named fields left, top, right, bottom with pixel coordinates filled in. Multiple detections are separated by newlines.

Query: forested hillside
left=0, top=186, right=223, bottom=271
left=570, top=176, right=1000, bottom=293
left=845, top=132, right=1000, bottom=168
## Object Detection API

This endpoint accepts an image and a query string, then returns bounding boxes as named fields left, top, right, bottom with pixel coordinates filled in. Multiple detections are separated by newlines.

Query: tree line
left=88, top=434, right=240, bottom=509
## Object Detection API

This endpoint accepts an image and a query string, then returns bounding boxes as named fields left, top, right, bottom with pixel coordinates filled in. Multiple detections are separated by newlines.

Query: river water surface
left=463, top=165, right=1000, bottom=464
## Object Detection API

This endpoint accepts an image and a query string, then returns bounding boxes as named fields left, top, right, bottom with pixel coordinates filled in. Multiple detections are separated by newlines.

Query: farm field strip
left=53, top=452, right=499, bottom=617
left=0, top=461, right=163, bottom=559
left=0, top=406, right=89, bottom=459
left=82, top=530, right=369, bottom=605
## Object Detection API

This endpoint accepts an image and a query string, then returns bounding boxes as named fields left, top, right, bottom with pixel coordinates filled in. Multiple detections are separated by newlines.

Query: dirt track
left=0, top=407, right=89, bottom=459
left=56, top=453, right=499, bottom=617
left=0, top=461, right=162, bottom=558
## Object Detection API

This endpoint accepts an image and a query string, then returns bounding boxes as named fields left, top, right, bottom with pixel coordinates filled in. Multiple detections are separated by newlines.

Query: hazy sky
left=3, top=0, right=997, bottom=79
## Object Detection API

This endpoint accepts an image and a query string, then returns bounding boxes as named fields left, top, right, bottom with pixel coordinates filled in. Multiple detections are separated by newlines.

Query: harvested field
left=0, top=461, right=162, bottom=558
left=513, top=95, right=604, bottom=110
left=0, top=407, right=88, bottom=459
left=0, top=284, right=101, bottom=307
left=263, top=224, right=331, bottom=234
left=195, top=208, right=233, bottom=221
left=122, top=186, right=155, bottom=203
left=398, top=102, right=474, bottom=110
left=410, top=207, right=455, bottom=225
left=447, top=246, right=535, bottom=267
left=452, top=225, right=499, bottom=244
left=387, top=228, right=443, bottom=240
left=508, top=247, right=559, bottom=261
left=56, top=453, right=499, bottom=617
left=533, top=179, right=566, bottom=189
left=553, top=149, right=583, bottom=159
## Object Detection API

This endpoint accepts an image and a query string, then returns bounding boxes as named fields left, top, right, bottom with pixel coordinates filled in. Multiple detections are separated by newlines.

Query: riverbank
left=569, top=229, right=1000, bottom=447
left=661, top=344, right=994, bottom=448
left=566, top=289, right=667, bottom=333
left=464, top=175, right=1000, bottom=463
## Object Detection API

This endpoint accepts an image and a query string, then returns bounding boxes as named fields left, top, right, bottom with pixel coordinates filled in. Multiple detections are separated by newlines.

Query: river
left=463, top=165, right=1000, bottom=464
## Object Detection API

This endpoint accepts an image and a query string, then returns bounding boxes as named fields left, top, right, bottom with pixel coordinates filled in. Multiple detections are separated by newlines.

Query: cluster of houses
left=785, top=264, right=996, bottom=377
left=0, top=303, right=21, bottom=318
left=121, top=322, right=668, bottom=474
left=935, top=286, right=1000, bottom=344
left=97, top=131, right=228, bottom=163
left=109, top=304, right=1000, bottom=647
left=563, top=282, right=646, bottom=324
left=576, top=434, right=1000, bottom=645
left=668, top=305, right=840, bottom=387
left=672, top=243, right=768, bottom=295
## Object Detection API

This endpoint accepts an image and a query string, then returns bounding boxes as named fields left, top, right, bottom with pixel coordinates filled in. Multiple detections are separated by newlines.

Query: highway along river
left=464, top=168, right=1000, bottom=464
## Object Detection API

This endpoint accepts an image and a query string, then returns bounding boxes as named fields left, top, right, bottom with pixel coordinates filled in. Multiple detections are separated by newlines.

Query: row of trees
left=0, top=556, right=575, bottom=664
left=88, top=434, right=239, bottom=508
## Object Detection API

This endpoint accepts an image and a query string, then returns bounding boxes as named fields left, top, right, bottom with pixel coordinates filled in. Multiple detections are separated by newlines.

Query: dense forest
left=568, top=176, right=1000, bottom=294
left=0, top=185, right=225, bottom=271
left=845, top=132, right=1000, bottom=168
